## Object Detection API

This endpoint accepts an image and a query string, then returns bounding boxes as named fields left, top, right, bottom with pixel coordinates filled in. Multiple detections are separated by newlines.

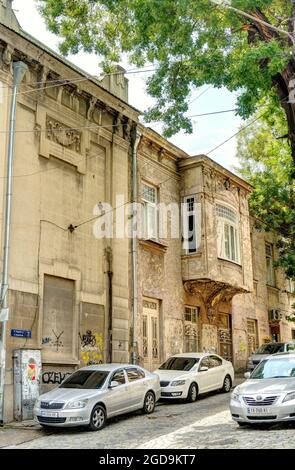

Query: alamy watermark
left=92, top=195, right=200, bottom=250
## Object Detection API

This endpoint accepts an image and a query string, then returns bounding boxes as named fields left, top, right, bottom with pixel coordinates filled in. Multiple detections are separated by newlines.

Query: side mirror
left=199, top=366, right=209, bottom=372
left=109, top=380, right=120, bottom=388
left=244, top=372, right=251, bottom=380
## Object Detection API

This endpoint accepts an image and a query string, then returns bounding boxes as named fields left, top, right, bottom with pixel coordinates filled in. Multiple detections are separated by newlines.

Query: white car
left=155, top=353, right=234, bottom=402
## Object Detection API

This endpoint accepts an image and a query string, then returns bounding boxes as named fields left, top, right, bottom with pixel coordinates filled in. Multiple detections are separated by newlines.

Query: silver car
left=247, top=342, right=295, bottom=371
left=34, top=364, right=161, bottom=431
left=230, top=352, right=295, bottom=426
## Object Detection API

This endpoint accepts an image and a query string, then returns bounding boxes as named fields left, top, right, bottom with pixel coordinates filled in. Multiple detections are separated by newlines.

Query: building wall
left=0, top=23, right=138, bottom=421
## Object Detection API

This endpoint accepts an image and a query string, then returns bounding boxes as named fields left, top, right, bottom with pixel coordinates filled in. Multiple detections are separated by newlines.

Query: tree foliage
left=236, top=102, right=295, bottom=281
left=36, top=0, right=294, bottom=144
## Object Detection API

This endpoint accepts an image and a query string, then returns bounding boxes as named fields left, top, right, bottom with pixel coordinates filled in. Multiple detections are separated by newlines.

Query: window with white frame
left=183, top=196, right=197, bottom=253
left=184, top=306, right=200, bottom=352
left=265, top=243, right=275, bottom=286
left=216, top=204, right=240, bottom=263
left=142, top=183, right=158, bottom=239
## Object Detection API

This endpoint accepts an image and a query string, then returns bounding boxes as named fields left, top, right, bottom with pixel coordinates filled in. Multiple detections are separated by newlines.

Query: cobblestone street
left=1, top=385, right=295, bottom=449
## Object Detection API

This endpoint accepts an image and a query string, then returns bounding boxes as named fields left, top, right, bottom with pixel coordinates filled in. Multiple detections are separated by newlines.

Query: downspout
left=105, top=247, right=113, bottom=362
left=0, top=61, right=28, bottom=426
left=130, top=126, right=142, bottom=365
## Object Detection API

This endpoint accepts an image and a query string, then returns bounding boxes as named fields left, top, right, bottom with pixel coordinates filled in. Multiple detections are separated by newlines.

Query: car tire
left=186, top=382, right=198, bottom=403
left=142, top=391, right=156, bottom=414
left=221, top=375, right=232, bottom=393
left=87, top=404, right=106, bottom=431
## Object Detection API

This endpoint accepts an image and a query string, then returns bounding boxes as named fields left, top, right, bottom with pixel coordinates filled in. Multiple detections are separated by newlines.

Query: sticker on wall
left=27, top=361, right=37, bottom=381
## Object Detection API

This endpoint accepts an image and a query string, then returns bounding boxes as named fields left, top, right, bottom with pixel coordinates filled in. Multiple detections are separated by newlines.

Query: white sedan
left=154, top=353, right=234, bottom=402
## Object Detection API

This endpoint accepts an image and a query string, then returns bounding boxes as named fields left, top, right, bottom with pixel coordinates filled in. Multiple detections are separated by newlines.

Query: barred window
left=184, top=306, right=200, bottom=353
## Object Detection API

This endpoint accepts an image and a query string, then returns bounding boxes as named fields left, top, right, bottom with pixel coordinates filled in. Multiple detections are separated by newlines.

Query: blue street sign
left=11, top=329, right=32, bottom=338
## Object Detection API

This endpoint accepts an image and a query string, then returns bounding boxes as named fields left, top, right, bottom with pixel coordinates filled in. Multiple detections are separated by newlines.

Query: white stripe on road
left=136, top=410, right=232, bottom=449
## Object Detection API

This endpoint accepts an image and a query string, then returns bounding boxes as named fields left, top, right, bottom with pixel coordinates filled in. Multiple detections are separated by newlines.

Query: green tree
left=236, top=102, right=295, bottom=283
left=37, top=0, right=295, bottom=164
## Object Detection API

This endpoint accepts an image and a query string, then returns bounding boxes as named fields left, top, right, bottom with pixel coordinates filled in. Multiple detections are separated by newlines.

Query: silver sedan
left=230, top=352, right=295, bottom=426
left=34, top=364, right=161, bottom=431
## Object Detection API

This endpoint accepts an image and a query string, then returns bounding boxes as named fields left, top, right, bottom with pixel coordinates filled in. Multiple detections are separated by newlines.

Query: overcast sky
left=13, top=0, right=244, bottom=172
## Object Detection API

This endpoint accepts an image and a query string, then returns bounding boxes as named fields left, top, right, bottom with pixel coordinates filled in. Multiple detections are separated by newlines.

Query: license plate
left=40, top=411, right=59, bottom=418
left=247, top=407, right=271, bottom=414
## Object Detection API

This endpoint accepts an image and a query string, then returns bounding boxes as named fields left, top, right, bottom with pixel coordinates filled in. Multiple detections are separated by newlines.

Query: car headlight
left=231, top=392, right=240, bottom=403
left=170, top=380, right=186, bottom=386
left=283, top=391, right=295, bottom=403
left=65, top=400, right=88, bottom=409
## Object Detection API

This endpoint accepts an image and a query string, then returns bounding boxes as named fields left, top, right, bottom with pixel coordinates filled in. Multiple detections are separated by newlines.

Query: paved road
left=1, top=387, right=295, bottom=449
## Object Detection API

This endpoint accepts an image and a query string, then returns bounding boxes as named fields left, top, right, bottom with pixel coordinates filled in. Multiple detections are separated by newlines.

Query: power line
left=206, top=93, right=290, bottom=155
left=207, top=112, right=268, bottom=155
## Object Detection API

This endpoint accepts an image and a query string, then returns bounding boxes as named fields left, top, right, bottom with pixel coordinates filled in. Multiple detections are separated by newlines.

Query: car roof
left=167, top=352, right=218, bottom=359
left=79, top=363, right=146, bottom=371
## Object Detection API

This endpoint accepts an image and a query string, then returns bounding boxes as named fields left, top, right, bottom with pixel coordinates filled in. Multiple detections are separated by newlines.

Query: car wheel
left=186, top=382, right=198, bottom=403
left=143, top=391, right=156, bottom=414
left=88, top=404, right=106, bottom=431
left=221, top=375, right=232, bottom=393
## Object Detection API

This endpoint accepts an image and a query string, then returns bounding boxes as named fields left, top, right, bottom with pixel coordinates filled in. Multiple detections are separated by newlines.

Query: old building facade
left=0, top=2, right=294, bottom=422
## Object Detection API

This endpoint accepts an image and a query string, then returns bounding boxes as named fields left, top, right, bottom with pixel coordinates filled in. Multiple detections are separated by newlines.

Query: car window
left=209, top=355, right=222, bottom=367
left=159, top=357, right=199, bottom=371
left=111, top=369, right=126, bottom=385
left=60, top=370, right=109, bottom=389
left=126, top=368, right=145, bottom=381
left=251, top=357, right=295, bottom=379
left=287, top=343, right=295, bottom=351
left=255, top=343, right=284, bottom=354
left=199, top=357, right=211, bottom=370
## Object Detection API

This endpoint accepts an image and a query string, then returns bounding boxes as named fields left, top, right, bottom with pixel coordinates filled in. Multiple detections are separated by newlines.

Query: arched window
left=216, top=204, right=240, bottom=264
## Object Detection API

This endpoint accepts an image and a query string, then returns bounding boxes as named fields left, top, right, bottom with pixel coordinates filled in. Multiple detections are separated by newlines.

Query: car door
left=106, top=368, right=129, bottom=416
left=197, top=356, right=214, bottom=393
left=208, top=355, right=224, bottom=390
left=125, top=367, right=146, bottom=408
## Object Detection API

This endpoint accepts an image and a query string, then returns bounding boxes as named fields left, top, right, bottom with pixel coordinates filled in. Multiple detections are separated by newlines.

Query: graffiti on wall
left=41, top=330, right=64, bottom=352
left=79, top=330, right=104, bottom=365
left=202, top=324, right=218, bottom=353
left=42, top=371, right=72, bottom=385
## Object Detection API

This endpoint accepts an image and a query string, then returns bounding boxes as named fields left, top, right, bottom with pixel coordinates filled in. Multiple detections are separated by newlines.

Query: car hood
left=236, top=378, right=295, bottom=395
left=38, top=387, right=103, bottom=402
left=154, top=369, right=191, bottom=381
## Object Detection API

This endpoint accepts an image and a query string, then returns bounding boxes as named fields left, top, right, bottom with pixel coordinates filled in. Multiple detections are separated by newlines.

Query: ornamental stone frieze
left=184, top=279, right=247, bottom=323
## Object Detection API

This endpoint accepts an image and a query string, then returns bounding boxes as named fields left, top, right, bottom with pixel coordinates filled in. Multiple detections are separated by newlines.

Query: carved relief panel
left=36, top=104, right=89, bottom=174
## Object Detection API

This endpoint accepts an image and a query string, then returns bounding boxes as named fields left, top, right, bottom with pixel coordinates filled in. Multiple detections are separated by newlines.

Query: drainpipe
left=130, top=126, right=141, bottom=365
left=0, top=61, right=28, bottom=426
left=105, top=247, right=113, bottom=362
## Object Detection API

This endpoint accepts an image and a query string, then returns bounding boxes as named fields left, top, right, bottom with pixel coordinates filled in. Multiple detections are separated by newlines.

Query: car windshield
left=255, top=343, right=284, bottom=354
left=59, top=370, right=109, bottom=389
left=251, top=358, right=295, bottom=379
left=159, top=357, right=199, bottom=371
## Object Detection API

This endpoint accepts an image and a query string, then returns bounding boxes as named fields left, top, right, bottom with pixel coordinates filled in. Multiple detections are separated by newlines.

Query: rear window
left=60, top=370, right=108, bottom=389
left=256, top=343, right=284, bottom=354
left=159, top=357, right=199, bottom=371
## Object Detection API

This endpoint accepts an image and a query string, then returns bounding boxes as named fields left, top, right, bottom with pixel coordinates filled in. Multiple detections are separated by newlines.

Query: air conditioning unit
left=268, top=309, right=282, bottom=321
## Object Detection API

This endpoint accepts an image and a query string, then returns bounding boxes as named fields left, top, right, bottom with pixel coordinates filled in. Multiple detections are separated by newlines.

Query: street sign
left=11, top=329, right=32, bottom=339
